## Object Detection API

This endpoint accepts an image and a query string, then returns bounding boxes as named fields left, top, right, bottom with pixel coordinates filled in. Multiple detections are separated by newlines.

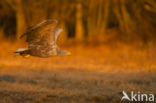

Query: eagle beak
left=67, top=52, right=71, bottom=56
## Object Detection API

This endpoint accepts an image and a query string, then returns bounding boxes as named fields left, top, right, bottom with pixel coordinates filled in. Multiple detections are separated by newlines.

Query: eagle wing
left=20, top=19, right=59, bottom=57
left=21, top=19, right=58, bottom=47
left=54, top=29, right=63, bottom=44
left=20, top=19, right=57, bottom=43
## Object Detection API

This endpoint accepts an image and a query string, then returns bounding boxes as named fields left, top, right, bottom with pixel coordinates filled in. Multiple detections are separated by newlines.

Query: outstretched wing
left=20, top=19, right=58, bottom=44
left=20, top=19, right=58, bottom=53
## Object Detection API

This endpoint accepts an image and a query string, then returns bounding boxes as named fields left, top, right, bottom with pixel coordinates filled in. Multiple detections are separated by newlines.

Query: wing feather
left=54, top=29, right=63, bottom=43
left=20, top=19, right=58, bottom=49
left=20, top=19, right=57, bottom=43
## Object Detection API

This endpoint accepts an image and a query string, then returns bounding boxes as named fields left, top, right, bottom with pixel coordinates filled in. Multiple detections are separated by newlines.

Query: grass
left=0, top=41, right=155, bottom=103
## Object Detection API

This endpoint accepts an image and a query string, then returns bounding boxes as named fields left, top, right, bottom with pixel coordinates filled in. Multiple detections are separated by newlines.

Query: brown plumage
left=15, top=19, right=71, bottom=58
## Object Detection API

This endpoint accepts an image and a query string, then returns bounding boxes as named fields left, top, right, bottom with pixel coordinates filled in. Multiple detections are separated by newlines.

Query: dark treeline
left=0, top=0, right=156, bottom=43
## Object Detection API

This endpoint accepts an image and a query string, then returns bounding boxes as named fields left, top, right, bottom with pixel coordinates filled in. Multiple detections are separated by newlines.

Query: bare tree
left=75, top=3, right=84, bottom=41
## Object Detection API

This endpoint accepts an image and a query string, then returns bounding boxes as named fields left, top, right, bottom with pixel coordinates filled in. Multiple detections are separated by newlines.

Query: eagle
left=14, top=19, right=71, bottom=58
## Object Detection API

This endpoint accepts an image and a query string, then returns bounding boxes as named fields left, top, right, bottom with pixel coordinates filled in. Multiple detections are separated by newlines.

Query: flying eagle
left=14, top=19, right=71, bottom=58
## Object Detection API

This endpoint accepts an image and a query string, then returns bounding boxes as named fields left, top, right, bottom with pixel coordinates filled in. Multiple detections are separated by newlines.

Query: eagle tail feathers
left=14, top=48, right=29, bottom=57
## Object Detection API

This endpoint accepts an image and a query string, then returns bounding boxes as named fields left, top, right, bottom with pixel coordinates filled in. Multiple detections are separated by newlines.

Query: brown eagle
left=14, top=19, right=71, bottom=58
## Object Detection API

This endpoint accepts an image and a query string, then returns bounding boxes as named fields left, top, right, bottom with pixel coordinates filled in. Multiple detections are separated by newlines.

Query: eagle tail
left=14, top=52, right=20, bottom=56
left=14, top=48, right=30, bottom=57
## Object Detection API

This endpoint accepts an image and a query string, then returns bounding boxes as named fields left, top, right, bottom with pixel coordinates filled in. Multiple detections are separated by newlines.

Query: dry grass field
left=0, top=41, right=156, bottom=103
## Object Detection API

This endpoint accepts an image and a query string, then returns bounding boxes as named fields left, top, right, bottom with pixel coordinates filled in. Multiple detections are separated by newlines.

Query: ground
left=0, top=43, right=155, bottom=103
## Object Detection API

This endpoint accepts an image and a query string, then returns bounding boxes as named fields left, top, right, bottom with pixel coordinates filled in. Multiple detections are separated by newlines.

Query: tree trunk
left=0, top=28, right=4, bottom=39
left=5, top=0, right=26, bottom=39
left=121, top=0, right=133, bottom=34
left=16, top=9, right=26, bottom=39
left=102, top=0, right=110, bottom=34
left=16, top=0, right=26, bottom=39
left=113, top=0, right=125, bottom=34
left=75, top=3, right=84, bottom=42
left=97, top=0, right=110, bottom=42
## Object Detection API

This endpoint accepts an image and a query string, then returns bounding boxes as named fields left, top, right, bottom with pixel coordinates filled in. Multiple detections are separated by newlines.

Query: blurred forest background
left=0, top=0, right=156, bottom=44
